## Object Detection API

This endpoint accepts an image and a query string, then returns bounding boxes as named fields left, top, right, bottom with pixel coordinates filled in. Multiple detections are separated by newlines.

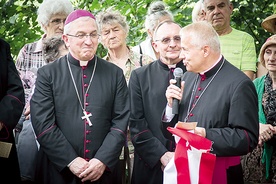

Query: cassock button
left=189, top=113, right=193, bottom=117
left=83, top=74, right=87, bottom=78
left=86, top=130, right=91, bottom=134
left=195, top=95, right=199, bottom=99
left=85, top=102, right=89, bottom=106
left=86, top=140, right=91, bottom=144
left=85, top=149, right=90, bottom=153
left=198, top=87, right=201, bottom=91
left=85, top=158, right=89, bottom=161
left=84, top=84, right=88, bottom=88
left=85, top=93, right=89, bottom=97
left=199, top=74, right=206, bottom=81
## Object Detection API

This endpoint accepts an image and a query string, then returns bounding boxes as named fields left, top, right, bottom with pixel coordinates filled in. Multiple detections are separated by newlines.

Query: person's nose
left=168, top=38, right=178, bottom=47
left=84, top=35, right=93, bottom=44
left=108, top=30, right=116, bottom=39
left=213, top=6, right=221, bottom=15
left=270, top=52, right=276, bottom=61
left=58, top=22, right=65, bottom=30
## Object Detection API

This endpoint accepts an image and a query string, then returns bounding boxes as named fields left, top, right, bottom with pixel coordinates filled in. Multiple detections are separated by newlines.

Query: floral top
left=103, top=46, right=153, bottom=159
left=103, top=46, right=153, bottom=83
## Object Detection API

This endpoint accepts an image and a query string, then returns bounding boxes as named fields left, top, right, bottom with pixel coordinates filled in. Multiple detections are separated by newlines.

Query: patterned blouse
left=15, top=36, right=46, bottom=105
left=103, top=46, right=153, bottom=83
left=103, top=46, right=153, bottom=159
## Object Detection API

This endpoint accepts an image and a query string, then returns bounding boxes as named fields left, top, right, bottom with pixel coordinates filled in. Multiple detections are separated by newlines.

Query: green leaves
left=0, top=0, right=275, bottom=60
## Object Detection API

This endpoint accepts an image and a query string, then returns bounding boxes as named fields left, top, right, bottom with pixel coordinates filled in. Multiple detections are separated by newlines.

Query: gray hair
left=192, top=0, right=204, bottom=22
left=37, top=0, right=74, bottom=30
left=145, top=1, right=174, bottom=34
left=43, top=35, right=67, bottom=63
left=181, top=21, right=220, bottom=52
left=96, top=8, right=129, bottom=34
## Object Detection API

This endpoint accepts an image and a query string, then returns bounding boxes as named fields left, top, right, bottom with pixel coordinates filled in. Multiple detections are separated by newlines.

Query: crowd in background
left=0, top=0, right=276, bottom=183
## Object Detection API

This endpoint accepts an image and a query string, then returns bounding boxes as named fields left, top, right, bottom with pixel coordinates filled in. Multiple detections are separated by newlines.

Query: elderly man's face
left=203, top=0, right=233, bottom=31
left=63, top=17, right=99, bottom=61
left=179, top=33, right=205, bottom=73
left=152, top=22, right=182, bottom=65
left=44, top=13, right=68, bottom=38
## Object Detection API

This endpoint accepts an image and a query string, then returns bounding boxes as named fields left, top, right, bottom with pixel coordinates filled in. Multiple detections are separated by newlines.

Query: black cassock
left=166, top=57, right=259, bottom=183
left=128, top=59, right=186, bottom=184
left=31, top=53, right=129, bottom=184
left=0, top=38, right=25, bottom=184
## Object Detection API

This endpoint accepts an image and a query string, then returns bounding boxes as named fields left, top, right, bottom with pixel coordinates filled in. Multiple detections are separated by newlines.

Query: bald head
left=180, top=21, right=220, bottom=53
left=179, top=21, right=221, bottom=73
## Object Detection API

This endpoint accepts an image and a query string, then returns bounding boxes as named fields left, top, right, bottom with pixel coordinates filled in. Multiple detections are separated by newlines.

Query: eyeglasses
left=155, top=36, right=181, bottom=44
left=66, top=33, right=99, bottom=40
left=50, top=18, right=66, bottom=25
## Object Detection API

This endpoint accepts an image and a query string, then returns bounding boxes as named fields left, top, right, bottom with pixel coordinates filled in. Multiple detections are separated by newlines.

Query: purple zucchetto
left=65, top=9, right=96, bottom=25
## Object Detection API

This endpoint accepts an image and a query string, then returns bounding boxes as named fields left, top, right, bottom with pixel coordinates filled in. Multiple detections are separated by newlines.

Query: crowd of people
left=1, top=0, right=276, bottom=183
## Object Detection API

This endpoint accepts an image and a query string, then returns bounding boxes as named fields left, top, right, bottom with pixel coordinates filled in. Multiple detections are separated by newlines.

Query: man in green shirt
left=203, top=0, right=257, bottom=80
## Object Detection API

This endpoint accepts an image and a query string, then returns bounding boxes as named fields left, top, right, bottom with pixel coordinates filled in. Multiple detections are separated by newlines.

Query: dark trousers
left=227, top=163, right=244, bottom=184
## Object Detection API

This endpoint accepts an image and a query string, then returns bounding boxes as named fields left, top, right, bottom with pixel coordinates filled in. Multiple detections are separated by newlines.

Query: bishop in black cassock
left=163, top=21, right=259, bottom=184
left=31, top=53, right=129, bottom=184
left=31, top=9, right=130, bottom=184
left=0, top=38, right=25, bottom=184
left=176, top=57, right=258, bottom=182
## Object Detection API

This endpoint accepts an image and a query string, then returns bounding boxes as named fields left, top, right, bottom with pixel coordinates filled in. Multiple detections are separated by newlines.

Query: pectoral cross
left=82, top=111, right=92, bottom=126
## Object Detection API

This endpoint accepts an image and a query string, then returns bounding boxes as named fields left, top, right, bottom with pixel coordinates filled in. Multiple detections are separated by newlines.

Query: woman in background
left=131, top=1, right=173, bottom=60
left=97, top=8, right=152, bottom=184
left=192, top=0, right=205, bottom=22
left=243, top=35, right=276, bottom=183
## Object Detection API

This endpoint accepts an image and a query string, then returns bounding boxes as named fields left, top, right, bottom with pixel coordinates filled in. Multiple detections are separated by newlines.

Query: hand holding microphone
left=163, top=67, right=184, bottom=140
left=172, top=68, right=183, bottom=114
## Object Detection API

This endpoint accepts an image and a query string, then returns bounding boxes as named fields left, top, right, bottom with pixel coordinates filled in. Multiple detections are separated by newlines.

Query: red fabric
left=167, top=127, right=216, bottom=184
left=175, top=138, right=190, bottom=183
left=199, top=150, right=216, bottom=184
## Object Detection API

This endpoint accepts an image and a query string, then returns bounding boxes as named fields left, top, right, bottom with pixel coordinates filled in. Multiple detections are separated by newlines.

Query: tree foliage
left=0, top=0, right=275, bottom=60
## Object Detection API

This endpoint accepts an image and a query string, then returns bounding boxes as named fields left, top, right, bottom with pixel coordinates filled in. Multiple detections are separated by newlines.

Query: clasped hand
left=69, top=157, right=106, bottom=182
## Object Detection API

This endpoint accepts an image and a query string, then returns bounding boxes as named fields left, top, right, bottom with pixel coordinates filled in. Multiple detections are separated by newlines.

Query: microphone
left=172, top=67, right=183, bottom=114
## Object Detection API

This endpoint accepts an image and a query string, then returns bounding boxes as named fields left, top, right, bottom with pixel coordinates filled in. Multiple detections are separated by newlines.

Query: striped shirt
left=219, top=28, right=257, bottom=72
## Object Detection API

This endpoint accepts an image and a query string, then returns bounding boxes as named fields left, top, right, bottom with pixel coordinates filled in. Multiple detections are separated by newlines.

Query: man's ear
left=62, top=34, right=70, bottom=48
left=152, top=41, right=159, bottom=53
left=202, top=45, right=210, bottom=57
left=229, top=3, right=234, bottom=14
left=147, top=29, right=153, bottom=39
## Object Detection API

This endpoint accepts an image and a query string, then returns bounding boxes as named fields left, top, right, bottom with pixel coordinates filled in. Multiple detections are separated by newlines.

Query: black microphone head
left=173, top=67, right=183, bottom=78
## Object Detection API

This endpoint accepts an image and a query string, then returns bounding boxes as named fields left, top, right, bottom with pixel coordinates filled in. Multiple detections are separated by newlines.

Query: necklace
left=184, top=59, right=225, bottom=122
left=66, top=55, right=97, bottom=126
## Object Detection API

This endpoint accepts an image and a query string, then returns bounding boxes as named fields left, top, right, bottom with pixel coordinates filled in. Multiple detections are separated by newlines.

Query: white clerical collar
left=168, top=64, right=176, bottom=69
left=79, top=60, right=89, bottom=66
left=199, top=55, right=222, bottom=75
